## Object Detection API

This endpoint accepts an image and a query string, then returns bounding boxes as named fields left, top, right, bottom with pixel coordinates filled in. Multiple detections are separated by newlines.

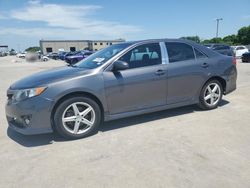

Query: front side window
left=165, top=42, right=195, bottom=63
left=119, top=43, right=162, bottom=69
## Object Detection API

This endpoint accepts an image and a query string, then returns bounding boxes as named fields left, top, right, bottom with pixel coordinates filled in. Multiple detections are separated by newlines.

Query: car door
left=103, top=43, right=167, bottom=114
left=165, top=42, right=210, bottom=104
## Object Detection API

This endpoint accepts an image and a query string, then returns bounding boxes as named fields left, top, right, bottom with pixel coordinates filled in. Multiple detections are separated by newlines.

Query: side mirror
left=113, top=60, right=129, bottom=71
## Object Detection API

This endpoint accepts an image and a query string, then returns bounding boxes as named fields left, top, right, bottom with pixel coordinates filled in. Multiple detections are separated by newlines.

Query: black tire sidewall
left=199, top=80, right=223, bottom=110
left=54, top=96, right=101, bottom=139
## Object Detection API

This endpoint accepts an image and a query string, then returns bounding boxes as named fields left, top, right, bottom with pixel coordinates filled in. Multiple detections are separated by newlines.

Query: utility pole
left=215, top=18, right=223, bottom=38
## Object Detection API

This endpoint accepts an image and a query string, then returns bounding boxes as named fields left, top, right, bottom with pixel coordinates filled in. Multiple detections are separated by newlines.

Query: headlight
left=13, top=87, right=47, bottom=102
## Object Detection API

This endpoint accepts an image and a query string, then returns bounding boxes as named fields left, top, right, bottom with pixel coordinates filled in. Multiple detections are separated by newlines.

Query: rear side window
left=194, top=48, right=207, bottom=59
left=165, top=42, right=195, bottom=63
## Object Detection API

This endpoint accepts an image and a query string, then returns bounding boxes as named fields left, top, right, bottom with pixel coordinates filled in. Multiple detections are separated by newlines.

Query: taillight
left=232, top=57, right=237, bottom=65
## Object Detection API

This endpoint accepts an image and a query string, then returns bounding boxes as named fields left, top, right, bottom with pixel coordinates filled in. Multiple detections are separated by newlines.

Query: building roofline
left=40, top=39, right=125, bottom=43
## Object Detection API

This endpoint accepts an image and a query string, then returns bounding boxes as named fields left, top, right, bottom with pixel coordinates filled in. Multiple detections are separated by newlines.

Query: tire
left=54, top=96, right=101, bottom=139
left=198, top=79, right=223, bottom=110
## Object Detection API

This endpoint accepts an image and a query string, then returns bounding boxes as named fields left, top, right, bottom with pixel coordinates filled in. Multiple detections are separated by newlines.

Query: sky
left=0, top=0, right=250, bottom=51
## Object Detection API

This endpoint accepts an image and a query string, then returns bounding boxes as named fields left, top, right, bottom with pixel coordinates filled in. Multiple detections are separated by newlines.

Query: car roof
left=118, top=39, right=220, bottom=57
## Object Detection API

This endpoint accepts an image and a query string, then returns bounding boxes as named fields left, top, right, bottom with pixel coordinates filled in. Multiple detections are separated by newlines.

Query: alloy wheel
left=62, top=102, right=96, bottom=134
left=203, top=83, right=221, bottom=106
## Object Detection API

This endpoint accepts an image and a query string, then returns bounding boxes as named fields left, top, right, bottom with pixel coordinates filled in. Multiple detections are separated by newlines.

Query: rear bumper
left=224, top=66, right=237, bottom=95
left=5, top=96, right=54, bottom=135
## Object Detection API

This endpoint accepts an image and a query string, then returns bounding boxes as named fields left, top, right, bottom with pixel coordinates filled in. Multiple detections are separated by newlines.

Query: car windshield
left=75, top=43, right=131, bottom=69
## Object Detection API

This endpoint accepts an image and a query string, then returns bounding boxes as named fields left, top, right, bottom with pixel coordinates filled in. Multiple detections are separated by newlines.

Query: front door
left=103, top=43, right=167, bottom=114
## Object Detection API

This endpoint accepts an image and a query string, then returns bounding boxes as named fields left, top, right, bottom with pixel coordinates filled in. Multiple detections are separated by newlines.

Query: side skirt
left=104, top=100, right=198, bottom=122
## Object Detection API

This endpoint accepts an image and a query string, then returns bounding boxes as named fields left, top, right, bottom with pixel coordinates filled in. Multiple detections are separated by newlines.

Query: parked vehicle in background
left=204, top=44, right=234, bottom=56
left=65, top=51, right=94, bottom=65
left=16, top=52, right=26, bottom=58
left=9, top=50, right=17, bottom=56
left=231, top=45, right=249, bottom=58
left=59, top=51, right=77, bottom=60
left=47, top=52, right=59, bottom=60
left=5, top=39, right=237, bottom=139
left=58, top=51, right=67, bottom=60
left=242, top=52, right=250, bottom=62
left=41, top=55, right=50, bottom=61
left=0, top=51, right=8, bottom=57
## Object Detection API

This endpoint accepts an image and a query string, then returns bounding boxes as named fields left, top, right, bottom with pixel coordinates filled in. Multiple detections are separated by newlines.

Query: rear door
left=165, top=42, right=210, bottom=104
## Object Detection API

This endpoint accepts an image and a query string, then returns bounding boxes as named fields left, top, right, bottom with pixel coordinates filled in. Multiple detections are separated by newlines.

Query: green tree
left=25, top=46, right=41, bottom=52
left=222, top=34, right=238, bottom=45
left=237, top=25, right=250, bottom=45
left=202, top=37, right=223, bottom=44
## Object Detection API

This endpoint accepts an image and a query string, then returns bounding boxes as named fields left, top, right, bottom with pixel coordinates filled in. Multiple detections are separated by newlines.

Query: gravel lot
left=0, top=56, right=249, bottom=188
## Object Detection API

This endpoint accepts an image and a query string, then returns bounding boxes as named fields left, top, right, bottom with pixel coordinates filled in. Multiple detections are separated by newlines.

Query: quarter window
left=119, top=43, right=162, bottom=69
left=165, top=42, right=195, bottom=63
left=194, top=48, right=207, bottom=59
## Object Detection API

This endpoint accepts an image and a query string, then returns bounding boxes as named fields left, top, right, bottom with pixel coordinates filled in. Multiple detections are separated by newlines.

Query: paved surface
left=0, top=56, right=249, bottom=188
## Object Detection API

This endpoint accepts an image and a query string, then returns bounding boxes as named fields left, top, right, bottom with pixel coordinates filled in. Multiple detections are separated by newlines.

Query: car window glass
left=165, top=42, right=195, bottom=63
left=194, top=48, right=207, bottom=59
left=237, top=47, right=244, bottom=50
left=76, top=43, right=131, bottom=69
left=119, top=43, right=162, bottom=69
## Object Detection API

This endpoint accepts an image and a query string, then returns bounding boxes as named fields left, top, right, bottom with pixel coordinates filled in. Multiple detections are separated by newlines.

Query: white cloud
left=3, top=1, right=141, bottom=39
left=242, top=15, right=250, bottom=20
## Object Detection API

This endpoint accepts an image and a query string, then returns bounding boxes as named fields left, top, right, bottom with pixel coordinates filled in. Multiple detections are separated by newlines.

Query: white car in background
left=232, top=46, right=249, bottom=58
left=41, top=55, right=49, bottom=61
left=16, top=52, right=26, bottom=58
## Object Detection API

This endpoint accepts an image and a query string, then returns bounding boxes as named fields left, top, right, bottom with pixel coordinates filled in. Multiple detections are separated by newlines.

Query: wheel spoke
left=72, top=103, right=79, bottom=115
left=210, top=96, right=214, bottom=105
left=205, top=94, right=211, bottom=100
left=80, top=107, right=92, bottom=117
left=212, top=85, right=218, bottom=93
left=82, top=118, right=93, bottom=127
left=63, top=116, right=76, bottom=122
left=73, top=121, right=81, bottom=134
left=208, top=86, right=212, bottom=94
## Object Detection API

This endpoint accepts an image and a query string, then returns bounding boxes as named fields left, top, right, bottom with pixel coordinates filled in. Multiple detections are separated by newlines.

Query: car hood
left=10, top=66, right=92, bottom=89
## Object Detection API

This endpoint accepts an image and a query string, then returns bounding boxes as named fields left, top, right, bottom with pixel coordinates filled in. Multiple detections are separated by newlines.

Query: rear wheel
left=198, top=80, right=223, bottom=110
left=54, top=96, right=101, bottom=139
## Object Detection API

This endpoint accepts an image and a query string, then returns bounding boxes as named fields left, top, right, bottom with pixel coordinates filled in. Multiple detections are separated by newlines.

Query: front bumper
left=5, top=96, right=54, bottom=135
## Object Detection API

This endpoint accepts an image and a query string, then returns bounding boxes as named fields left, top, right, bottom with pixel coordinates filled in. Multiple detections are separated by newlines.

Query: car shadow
left=100, top=99, right=229, bottom=132
left=7, top=99, right=230, bottom=147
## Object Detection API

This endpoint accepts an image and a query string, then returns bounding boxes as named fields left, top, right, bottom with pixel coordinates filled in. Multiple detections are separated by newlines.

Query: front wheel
left=54, top=96, right=101, bottom=139
left=198, top=80, right=223, bottom=110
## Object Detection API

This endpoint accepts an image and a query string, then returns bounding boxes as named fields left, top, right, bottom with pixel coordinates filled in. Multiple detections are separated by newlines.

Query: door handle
left=201, top=62, right=209, bottom=68
left=155, top=69, right=165, bottom=76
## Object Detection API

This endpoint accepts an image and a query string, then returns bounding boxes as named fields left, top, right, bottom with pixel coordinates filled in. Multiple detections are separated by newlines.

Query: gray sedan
left=5, top=39, right=237, bottom=139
